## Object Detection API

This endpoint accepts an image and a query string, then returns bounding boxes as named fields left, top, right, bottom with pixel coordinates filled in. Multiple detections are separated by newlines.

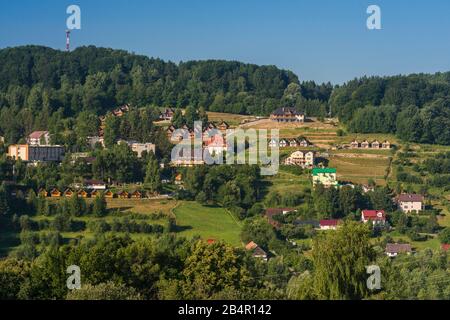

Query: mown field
left=172, top=201, right=243, bottom=246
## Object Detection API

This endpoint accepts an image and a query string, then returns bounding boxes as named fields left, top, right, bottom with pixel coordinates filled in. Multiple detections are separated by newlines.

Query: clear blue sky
left=1, top=0, right=450, bottom=84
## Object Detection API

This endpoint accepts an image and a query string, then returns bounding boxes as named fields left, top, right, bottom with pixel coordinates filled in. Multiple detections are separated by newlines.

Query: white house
left=396, top=194, right=424, bottom=213
left=284, top=151, right=315, bottom=168
left=27, top=131, right=51, bottom=146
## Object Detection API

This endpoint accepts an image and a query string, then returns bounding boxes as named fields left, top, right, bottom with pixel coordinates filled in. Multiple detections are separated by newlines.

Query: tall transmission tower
left=66, top=30, right=71, bottom=52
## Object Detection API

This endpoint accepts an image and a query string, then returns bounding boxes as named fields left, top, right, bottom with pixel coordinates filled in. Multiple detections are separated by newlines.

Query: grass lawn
left=173, top=201, right=243, bottom=246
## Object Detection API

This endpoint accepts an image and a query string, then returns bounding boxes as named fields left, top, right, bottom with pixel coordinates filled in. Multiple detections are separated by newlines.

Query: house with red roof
left=27, top=131, right=51, bottom=146
left=319, top=219, right=340, bottom=230
left=245, top=241, right=268, bottom=261
left=441, top=244, right=450, bottom=251
left=361, top=210, right=386, bottom=225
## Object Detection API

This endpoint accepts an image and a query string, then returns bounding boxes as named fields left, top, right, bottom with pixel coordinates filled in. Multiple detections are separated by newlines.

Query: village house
left=111, top=104, right=130, bottom=117
left=350, top=140, right=359, bottom=149
left=298, top=138, right=311, bottom=148
left=0, top=136, right=4, bottom=144
left=268, top=138, right=278, bottom=148
left=270, top=107, right=305, bottom=122
left=50, top=188, right=61, bottom=198
left=362, top=184, right=375, bottom=193
left=204, top=134, right=228, bottom=155
left=441, top=244, right=450, bottom=252
left=78, top=190, right=89, bottom=198
left=382, top=140, right=391, bottom=149
left=8, top=144, right=65, bottom=162
left=217, top=120, right=230, bottom=132
left=361, top=140, right=370, bottom=148
left=371, top=140, right=380, bottom=149
left=27, top=131, right=51, bottom=146
left=84, top=179, right=107, bottom=190
left=361, top=210, right=386, bottom=225
left=245, top=241, right=268, bottom=261
left=90, top=190, right=100, bottom=198
left=319, top=219, right=340, bottom=230
left=160, top=108, right=175, bottom=121
left=385, top=243, right=412, bottom=257
left=288, top=139, right=298, bottom=147
left=279, top=139, right=289, bottom=148
left=64, top=189, right=74, bottom=198
left=117, top=140, right=156, bottom=158
left=87, top=136, right=104, bottom=149
left=174, top=173, right=183, bottom=185
left=38, top=188, right=48, bottom=197
left=117, top=191, right=129, bottom=199
left=284, top=151, right=315, bottom=168
left=396, top=194, right=424, bottom=213
left=131, top=190, right=143, bottom=199
left=104, top=190, right=115, bottom=198
left=312, top=168, right=338, bottom=188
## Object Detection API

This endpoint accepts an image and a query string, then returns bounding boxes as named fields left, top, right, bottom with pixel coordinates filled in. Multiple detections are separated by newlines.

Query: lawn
left=328, top=156, right=390, bottom=185
left=173, top=201, right=243, bottom=246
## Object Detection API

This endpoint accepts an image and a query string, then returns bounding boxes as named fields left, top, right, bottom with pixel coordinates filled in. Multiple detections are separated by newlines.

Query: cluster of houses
left=349, top=139, right=391, bottom=149
left=268, top=137, right=312, bottom=148
left=97, top=104, right=131, bottom=141
left=270, top=107, right=305, bottom=123
left=159, top=108, right=175, bottom=121
left=166, top=121, right=230, bottom=141
left=167, top=121, right=231, bottom=167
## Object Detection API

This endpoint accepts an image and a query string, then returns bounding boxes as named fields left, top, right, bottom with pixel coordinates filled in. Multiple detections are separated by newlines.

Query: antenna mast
left=66, top=30, right=71, bottom=52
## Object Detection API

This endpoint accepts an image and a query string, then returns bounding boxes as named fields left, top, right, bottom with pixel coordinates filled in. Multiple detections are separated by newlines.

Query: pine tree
left=145, top=153, right=161, bottom=194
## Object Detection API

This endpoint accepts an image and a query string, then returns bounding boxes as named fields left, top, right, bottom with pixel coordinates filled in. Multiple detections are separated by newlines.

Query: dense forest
left=0, top=45, right=321, bottom=115
left=331, top=74, right=450, bottom=145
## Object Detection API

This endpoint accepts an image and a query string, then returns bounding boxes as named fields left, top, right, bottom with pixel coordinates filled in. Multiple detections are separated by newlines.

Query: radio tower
left=65, top=30, right=71, bottom=52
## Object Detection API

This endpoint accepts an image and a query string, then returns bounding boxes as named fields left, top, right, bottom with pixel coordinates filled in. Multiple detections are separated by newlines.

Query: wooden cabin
left=104, top=190, right=115, bottom=198
left=175, top=173, right=183, bottom=185
left=90, top=190, right=100, bottom=198
left=382, top=140, right=391, bottom=149
left=38, top=188, right=48, bottom=197
left=50, top=188, right=61, bottom=198
left=64, top=189, right=75, bottom=198
left=117, top=191, right=129, bottom=199
left=78, top=189, right=89, bottom=198
left=131, top=190, right=143, bottom=199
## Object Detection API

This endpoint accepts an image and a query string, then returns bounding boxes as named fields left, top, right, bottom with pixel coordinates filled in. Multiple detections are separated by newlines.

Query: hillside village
left=0, top=46, right=449, bottom=300
left=2, top=104, right=449, bottom=260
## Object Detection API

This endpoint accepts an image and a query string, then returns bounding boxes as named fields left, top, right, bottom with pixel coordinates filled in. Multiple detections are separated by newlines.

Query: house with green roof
left=312, top=168, right=338, bottom=188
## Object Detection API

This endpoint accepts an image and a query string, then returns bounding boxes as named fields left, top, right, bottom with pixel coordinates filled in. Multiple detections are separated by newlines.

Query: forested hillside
left=0, top=45, right=303, bottom=116
left=331, top=74, right=450, bottom=145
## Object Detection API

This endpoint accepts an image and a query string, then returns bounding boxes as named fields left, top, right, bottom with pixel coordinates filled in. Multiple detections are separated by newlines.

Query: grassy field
left=206, top=111, right=256, bottom=127
left=173, top=201, right=243, bottom=246
left=328, top=156, right=390, bottom=185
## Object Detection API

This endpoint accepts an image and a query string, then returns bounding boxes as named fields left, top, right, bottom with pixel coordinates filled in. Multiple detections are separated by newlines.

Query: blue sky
left=1, top=0, right=449, bottom=84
